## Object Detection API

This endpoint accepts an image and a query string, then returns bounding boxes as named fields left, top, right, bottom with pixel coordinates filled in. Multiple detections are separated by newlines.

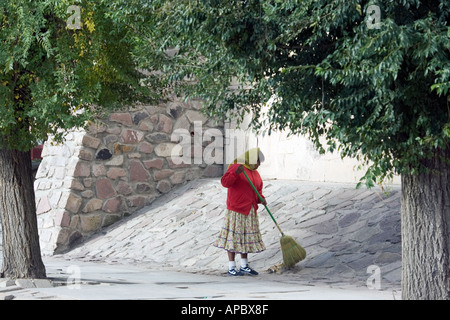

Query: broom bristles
left=280, top=235, right=306, bottom=268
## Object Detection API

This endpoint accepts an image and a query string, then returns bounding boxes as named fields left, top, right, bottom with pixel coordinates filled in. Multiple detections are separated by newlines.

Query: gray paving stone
left=0, top=178, right=401, bottom=290
left=15, top=279, right=53, bottom=288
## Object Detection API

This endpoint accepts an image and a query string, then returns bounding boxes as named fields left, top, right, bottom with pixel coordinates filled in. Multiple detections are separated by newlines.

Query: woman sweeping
left=213, top=148, right=267, bottom=276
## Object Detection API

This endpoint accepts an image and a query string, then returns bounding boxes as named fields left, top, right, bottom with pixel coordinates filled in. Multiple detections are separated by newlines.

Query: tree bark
left=0, top=148, right=46, bottom=279
left=401, top=146, right=450, bottom=300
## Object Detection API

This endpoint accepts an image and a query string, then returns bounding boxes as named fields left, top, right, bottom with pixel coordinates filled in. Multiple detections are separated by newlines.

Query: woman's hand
left=260, top=198, right=267, bottom=206
left=235, top=164, right=245, bottom=175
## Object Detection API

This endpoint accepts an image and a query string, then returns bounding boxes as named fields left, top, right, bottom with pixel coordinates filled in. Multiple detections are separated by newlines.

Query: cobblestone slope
left=61, top=178, right=402, bottom=290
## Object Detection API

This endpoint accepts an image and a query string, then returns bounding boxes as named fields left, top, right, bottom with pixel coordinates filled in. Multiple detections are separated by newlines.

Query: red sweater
left=221, top=163, right=265, bottom=216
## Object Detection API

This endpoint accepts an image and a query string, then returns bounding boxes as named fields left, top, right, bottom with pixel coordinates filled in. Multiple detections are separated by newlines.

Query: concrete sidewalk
left=1, top=256, right=400, bottom=300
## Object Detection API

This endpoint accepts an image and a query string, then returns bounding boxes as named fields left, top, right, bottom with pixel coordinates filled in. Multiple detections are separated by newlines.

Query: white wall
left=225, top=114, right=400, bottom=185
left=249, top=130, right=400, bottom=185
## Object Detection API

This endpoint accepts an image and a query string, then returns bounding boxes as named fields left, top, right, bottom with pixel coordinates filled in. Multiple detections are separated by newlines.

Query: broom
left=243, top=171, right=306, bottom=268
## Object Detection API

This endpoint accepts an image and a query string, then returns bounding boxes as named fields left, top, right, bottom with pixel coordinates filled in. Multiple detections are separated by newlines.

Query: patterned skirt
left=213, top=207, right=266, bottom=254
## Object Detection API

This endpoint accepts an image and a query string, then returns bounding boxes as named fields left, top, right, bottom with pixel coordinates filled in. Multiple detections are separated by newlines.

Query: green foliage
left=2, top=0, right=448, bottom=187
left=143, top=0, right=450, bottom=187
left=0, top=0, right=160, bottom=151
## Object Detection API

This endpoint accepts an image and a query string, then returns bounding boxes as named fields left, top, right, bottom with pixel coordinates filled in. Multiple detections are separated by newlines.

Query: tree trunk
left=0, top=148, right=46, bottom=279
left=401, top=146, right=450, bottom=300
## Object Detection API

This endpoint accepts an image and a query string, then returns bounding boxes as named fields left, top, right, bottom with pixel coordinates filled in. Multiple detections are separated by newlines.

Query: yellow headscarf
left=227, top=147, right=264, bottom=171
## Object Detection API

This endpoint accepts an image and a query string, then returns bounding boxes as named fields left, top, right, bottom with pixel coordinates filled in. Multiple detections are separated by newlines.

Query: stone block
left=82, top=135, right=101, bottom=149
left=139, top=142, right=154, bottom=154
left=139, top=119, right=154, bottom=131
left=105, top=155, right=124, bottom=166
left=92, top=164, right=106, bottom=177
left=0, top=279, right=16, bottom=288
left=374, top=252, right=401, bottom=265
left=136, top=183, right=152, bottom=193
left=304, top=252, right=335, bottom=268
left=42, top=212, right=55, bottom=228
left=127, top=196, right=146, bottom=208
left=170, top=171, right=186, bottom=185
left=154, top=143, right=178, bottom=157
left=87, top=121, right=107, bottom=135
left=80, top=214, right=103, bottom=233
left=338, top=211, right=361, bottom=228
left=157, top=114, right=173, bottom=133
left=116, top=181, right=133, bottom=195
left=114, top=143, right=136, bottom=154
left=107, top=167, right=127, bottom=179
left=36, top=195, right=51, bottom=215
left=33, top=279, right=54, bottom=288
left=73, top=161, right=91, bottom=177
left=55, top=210, right=71, bottom=227
left=167, top=103, right=184, bottom=119
left=83, top=178, right=94, bottom=188
left=110, top=112, right=132, bottom=126
left=133, top=111, right=149, bottom=124
left=154, top=169, right=174, bottom=181
left=103, top=197, right=122, bottom=213
left=167, top=158, right=191, bottom=168
left=78, top=149, right=94, bottom=161
left=143, top=158, right=164, bottom=170
left=15, top=279, right=36, bottom=288
left=81, top=190, right=94, bottom=198
left=96, top=178, right=116, bottom=199
left=65, top=193, right=82, bottom=214
left=51, top=167, right=65, bottom=180
left=103, top=214, right=122, bottom=227
left=106, top=126, right=121, bottom=135
left=35, top=180, right=51, bottom=190
left=54, top=227, right=70, bottom=246
left=311, top=221, right=338, bottom=234
left=121, top=129, right=144, bottom=144
left=128, top=152, right=141, bottom=159
left=104, top=135, right=119, bottom=145
left=129, top=160, right=150, bottom=182
left=150, top=114, right=159, bottom=123
left=156, top=180, right=172, bottom=193
left=82, top=198, right=103, bottom=213
left=48, top=155, right=67, bottom=167
left=146, top=132, right=169, bottom=143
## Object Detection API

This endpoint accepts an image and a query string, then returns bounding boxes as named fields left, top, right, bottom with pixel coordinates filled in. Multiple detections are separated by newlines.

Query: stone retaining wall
left=35, top=98, right=224, bottom=254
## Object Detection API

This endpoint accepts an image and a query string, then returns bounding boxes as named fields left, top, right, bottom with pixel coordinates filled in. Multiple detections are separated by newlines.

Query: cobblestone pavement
left=56, top=178, right=402, bottom=291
